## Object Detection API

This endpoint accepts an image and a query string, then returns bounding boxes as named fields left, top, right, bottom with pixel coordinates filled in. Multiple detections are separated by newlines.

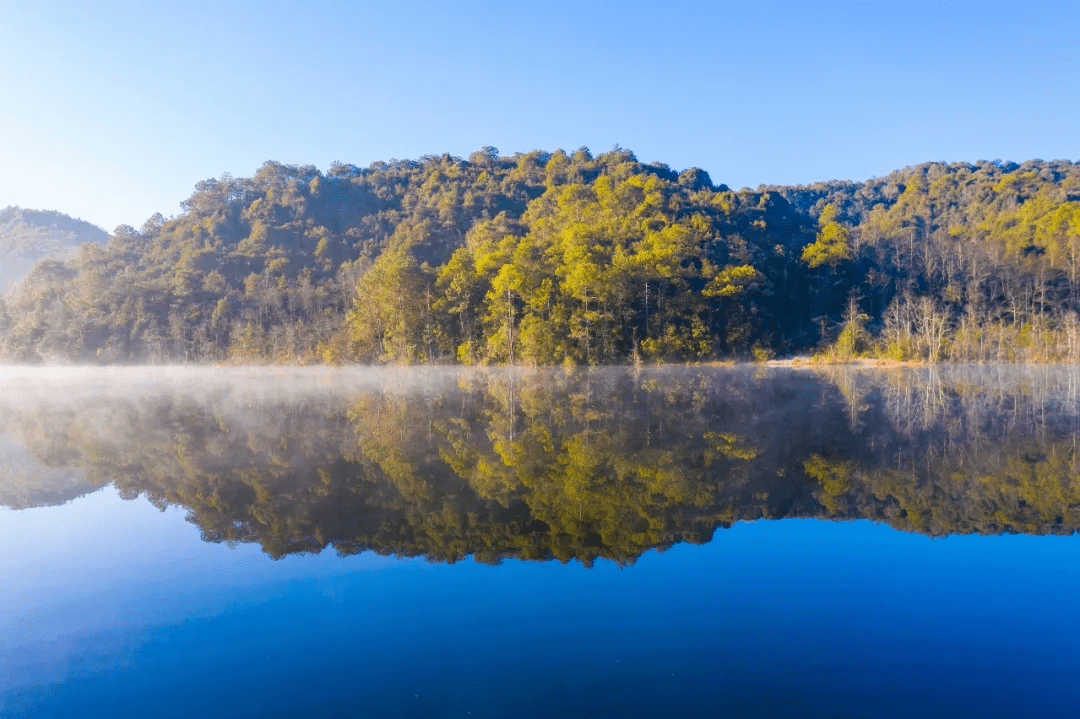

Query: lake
left=1, top=365, right=1078, bottom=718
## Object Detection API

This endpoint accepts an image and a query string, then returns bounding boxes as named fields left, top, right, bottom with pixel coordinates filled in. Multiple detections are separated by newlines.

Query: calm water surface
left=1, top=365, right=1078, bottom=718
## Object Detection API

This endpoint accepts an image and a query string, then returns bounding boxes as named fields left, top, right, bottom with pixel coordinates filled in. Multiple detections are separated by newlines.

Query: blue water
left=2, top=488, right=1078, bottom=718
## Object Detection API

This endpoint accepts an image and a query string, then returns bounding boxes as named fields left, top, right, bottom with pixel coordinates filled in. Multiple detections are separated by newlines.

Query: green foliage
left=7, top=155, right=1080, bottom=364
left=801, top=205, right=853, bottom=268
left=345, top=251, right=440, bottom=363
left=702, top=263, right=764, bottom=297
left=820, top=297, right=871, bottom=360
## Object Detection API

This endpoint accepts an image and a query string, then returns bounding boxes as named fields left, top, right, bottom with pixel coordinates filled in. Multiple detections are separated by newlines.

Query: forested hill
left=1, top=148, right=1079, bottom=364
left=0, top=206, right=108, bottom=293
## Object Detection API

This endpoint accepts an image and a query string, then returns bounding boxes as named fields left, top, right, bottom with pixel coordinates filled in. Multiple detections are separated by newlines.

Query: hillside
left=1, top=150, right=1078, bottom=364
left=0, top=206, right=109, bottom=293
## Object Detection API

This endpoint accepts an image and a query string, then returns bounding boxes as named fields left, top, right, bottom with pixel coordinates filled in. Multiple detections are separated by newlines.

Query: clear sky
left=1, top=0, right=1077, bottom=231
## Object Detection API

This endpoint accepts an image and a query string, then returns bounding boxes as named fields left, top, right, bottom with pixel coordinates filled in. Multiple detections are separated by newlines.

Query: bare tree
left=913, top=295, right=950, bottom=361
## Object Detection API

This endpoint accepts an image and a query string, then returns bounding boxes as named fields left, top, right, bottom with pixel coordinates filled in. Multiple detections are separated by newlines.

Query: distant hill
left=0, top=206, right=109, bottom=293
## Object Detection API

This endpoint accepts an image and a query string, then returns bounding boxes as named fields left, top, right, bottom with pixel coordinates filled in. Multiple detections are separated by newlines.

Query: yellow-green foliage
left=7, top=154, right=1080, bottom=365
left=801, top=205, right=853, bottom=269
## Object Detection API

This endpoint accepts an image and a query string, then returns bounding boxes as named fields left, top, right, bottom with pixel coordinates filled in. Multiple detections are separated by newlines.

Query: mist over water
left=3, top=365, right=1079, bottom=557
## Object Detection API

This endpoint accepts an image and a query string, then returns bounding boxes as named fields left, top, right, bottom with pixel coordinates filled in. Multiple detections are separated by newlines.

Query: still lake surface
left=1, top=365, right=1079, bottom=718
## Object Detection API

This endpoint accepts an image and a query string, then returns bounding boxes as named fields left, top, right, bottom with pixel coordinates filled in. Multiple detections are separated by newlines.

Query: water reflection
left=2, top=366, right=1079, bottom=562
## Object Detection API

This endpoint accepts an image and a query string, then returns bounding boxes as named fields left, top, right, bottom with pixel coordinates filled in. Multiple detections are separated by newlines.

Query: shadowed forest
left=2, top=149, right=1079, bottom=364
left=3, top=367, right=1079, bottom=563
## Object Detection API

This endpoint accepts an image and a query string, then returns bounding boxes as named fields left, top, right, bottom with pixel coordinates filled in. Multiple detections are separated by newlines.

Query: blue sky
left=1, top=0, right=1077, bottom=231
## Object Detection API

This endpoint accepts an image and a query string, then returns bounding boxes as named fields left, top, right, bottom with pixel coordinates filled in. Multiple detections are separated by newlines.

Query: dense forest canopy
left=3, top=149, right=1079, bottom=364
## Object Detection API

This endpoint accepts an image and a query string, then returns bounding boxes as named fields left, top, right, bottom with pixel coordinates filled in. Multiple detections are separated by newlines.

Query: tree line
left=2, top=149, right=1079, bottom=363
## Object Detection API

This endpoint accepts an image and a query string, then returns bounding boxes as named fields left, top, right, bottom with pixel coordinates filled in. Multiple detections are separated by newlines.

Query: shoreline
left=764, top=357, right=931, bottom=368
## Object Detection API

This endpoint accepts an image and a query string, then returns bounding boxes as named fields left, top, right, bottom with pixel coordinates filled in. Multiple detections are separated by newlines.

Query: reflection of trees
left=811, top=366, right=1080, bottom=534
left=3, top=367, right=1080, bottom=563
left=344, top=370, right=808, bottom=564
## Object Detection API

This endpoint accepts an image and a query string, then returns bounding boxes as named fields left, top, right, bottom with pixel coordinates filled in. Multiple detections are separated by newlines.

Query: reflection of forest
left=2, top=367, right=1079, bottom=563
